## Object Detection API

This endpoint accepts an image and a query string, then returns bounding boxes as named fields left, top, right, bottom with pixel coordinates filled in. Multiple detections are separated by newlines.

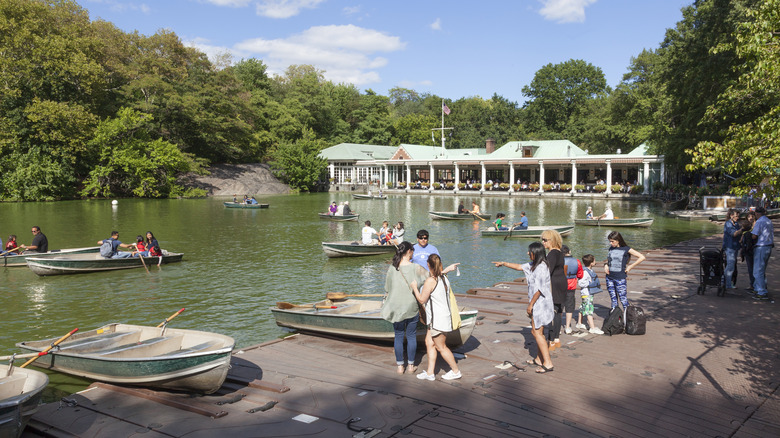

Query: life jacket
left=564, top=256, right=579, bottom=279
left=584, top=267, right=602, bottom=293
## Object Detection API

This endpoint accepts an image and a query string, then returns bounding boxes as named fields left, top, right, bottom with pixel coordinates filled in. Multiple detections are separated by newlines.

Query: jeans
left=392, top=314, right=419, bottom=365
left=752, top=246, right=772, bottom=295
left=111, top=251, right=133, bottom=259
left=724, top=247, right=738, bottom=288
left=745, top=252, right=755, bottom=289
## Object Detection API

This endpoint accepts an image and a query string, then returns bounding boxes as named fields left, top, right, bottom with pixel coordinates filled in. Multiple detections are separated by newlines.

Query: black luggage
left=601, top=307, right=624, bottom=336
left=624, top=305, right=646, bottom=335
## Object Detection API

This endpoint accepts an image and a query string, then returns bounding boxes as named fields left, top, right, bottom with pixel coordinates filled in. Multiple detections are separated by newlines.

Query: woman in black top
left=541, top=229, right=566, bottom=351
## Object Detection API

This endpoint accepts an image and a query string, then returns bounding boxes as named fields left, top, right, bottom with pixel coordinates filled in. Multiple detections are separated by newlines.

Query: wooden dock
left=22, top=233, right=780, bottom=437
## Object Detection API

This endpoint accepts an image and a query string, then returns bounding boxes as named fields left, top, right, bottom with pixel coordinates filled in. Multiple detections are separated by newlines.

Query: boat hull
left=1, top=246, right=100, bottom=268
left=223, top=202, right=269, bottom=209
left=271, top=299, right=477, bottom=347
left=481, top=225, right=575, bottom=238
left=17, top=324, right=234, bottom=394
left=574, top=218, right=654, bottom=227
left=322, top=241, right=396, bottom=257
left=25, top=252, right=184, bottom=276
left=352, top=194, right=387, bottom=200
left=318, top=213, right=359, bottom=221
left=0, top=365, right=48, bottom=438
left=429, top=211, right=491, bottom=220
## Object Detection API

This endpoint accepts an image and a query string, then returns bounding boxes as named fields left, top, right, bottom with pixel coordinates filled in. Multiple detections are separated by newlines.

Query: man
left=513, top=211, right=529, bottom=230
left=751, top=206, right=774, bottom=300
left=361, top=221, right=379, bottom=245
left=412, top=229, right=439, bottom=271
left=468, top=202, right=481, bottom=215
left=722, top=209, right=743, bottom=290
left=343, top=201, right=353, bottom=215
left=21, top=226, right=48, bottom=253
left=457, top=202, right=466, bottom=214
left=97, top=231, right=134, bottom=259
left=597, top=205, right=614, bottom=220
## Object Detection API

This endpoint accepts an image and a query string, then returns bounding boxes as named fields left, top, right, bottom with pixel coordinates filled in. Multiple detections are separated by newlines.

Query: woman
left=541, top=229, right=566, bottom=351
left=493, top=213, right=508, bottom=231
left=604, top=231, right=646, bottom=309
left=585, top=206, right=593, bottom=219
left=328, top=202, right=337, bottom=215
left=412, top=254, right=462, bottom=381
left=493, top=242, right=554, bottom=373
left=391, top=222, right=405, bottom=244
left=145, top=231, right=161, bottom=256
left=381, top=242, right=427, bottom=374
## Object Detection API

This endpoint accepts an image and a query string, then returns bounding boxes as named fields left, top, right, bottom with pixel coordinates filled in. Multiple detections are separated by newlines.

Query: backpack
left=601, top=307, right=624, bottom=336
left=624, top=305, right=647, bottom=335
left=99, top=239, right=115, bottom=258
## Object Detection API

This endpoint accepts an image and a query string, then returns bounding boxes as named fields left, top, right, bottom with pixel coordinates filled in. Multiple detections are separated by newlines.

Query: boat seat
left=0, top=374, right=27, bottom=398
left=155, top=341, right=222, bottom=357
left=57, top=331, right=142, bottom=354
left=90, top=334, right=185, bottom=358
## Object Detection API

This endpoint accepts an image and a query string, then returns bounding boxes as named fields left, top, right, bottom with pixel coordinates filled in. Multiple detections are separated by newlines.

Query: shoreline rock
left=179, top=163, right=290, bottom=197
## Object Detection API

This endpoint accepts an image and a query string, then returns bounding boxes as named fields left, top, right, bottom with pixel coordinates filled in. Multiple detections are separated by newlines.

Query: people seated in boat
left=233, top=194, right=238, bottom=203
left=493, top=213, right=509, bottom=231
left=597, top=206, right=614, bottom=220
left=98, top=231, right=134, bottom=259
left=391, top=222, right=405, bottom=244
left=512, top=211, right=529, bottom=230
left=457, top=202, right=466, bottom=214
left=243, top=195, right=249, bottom=204
left=249, top=197, right=259, bottom=204
left=585, top=206, right=594, bottom=219
left=132, top=235, right=148, bottom=257
left=469, top=202, right=481, bottom=215
left=20, top=226, right=48, bottom=253
left=3, top=235, right=19, bottom=255
left=145, top=231, right=162, bottom=256
left=362, top=221, right=379, bottom=245
left=342, top=201, right=353, bottom=215
left=336, top=202, right=345, bottom=216
left=328, top=201, right=338, bottom=215
left=379, top=221, right=391, bottom=244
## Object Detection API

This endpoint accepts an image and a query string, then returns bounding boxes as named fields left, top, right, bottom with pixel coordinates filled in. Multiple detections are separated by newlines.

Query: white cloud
left=255, top=0, right=325, bottom=19
left=234, top=25, right=404, bottom=86
left=430, top=18, right=441, bottom=31
left=201, top=0, right=252, bottom=6
left=342, top=6, right=361, bottom=15
left=538, top=0, right=596, bottom=23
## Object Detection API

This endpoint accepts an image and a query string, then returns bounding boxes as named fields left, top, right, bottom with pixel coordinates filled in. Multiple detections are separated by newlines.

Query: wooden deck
left=23, top=231, right=780, bottom=437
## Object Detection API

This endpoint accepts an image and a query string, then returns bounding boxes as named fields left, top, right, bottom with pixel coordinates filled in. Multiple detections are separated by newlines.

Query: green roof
left=319, top=143, right=397, bottom=161
left=398, top=144, right=487, bottom=160
left=626, top=143, right=649, bottom=156
left=489, top=140, right=587, bottom=159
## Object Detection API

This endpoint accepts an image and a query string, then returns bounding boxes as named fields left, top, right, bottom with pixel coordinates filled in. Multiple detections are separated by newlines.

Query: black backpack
left=624, top=305, right=647, bottom=335
left=601, top=307, right=624, bottom=336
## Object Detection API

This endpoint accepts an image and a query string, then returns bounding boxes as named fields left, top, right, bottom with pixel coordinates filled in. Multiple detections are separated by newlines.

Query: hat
left=345, top=201, right=349, bottom=205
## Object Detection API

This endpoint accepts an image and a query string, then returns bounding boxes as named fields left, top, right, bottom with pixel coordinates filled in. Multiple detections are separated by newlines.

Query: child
left=133, top=235, right=148, bottom=257
left=493, top=213, right=508, bottom=230
left=576, top=254, right=604, bottom=334
left=4, top=235, right=18, bottom=253
left=562, top=245, right=583, bottom=334
left=378, top=221, right=391, bottom=245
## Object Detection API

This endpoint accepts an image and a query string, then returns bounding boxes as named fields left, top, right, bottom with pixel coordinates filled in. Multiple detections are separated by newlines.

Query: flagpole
left=441, top=99, right=446, bottom=152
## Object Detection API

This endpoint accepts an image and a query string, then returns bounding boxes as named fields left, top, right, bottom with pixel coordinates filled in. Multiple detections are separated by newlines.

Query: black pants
left=547, top=303, right=563, bottom=342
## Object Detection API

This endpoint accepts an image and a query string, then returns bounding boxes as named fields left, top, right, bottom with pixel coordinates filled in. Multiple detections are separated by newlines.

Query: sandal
left=535, top=364, right=554, bottom=374
left=396, top=365, right=405, bottom=374
left=407, top=365, right=418, bottom=374
left=525, top=358, right=543, bottom=367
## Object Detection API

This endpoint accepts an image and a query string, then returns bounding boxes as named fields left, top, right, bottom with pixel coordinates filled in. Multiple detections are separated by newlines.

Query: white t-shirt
left=578, top=269, right=592, bottom=296
left=362, top=226, right=378, bottom=244
left=603, top=209, right=614, bottom=219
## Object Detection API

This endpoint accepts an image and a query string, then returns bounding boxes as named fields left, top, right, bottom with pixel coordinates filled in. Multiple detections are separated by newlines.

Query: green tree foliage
left=269, top=129, right=328, bottom=192
left=686, top=0, right=780, bottom=196
left=392, top=113, right=439, bottom=145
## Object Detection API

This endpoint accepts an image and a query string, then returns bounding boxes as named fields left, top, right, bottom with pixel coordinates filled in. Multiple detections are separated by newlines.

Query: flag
left=442, top=103, right=451, bottom=115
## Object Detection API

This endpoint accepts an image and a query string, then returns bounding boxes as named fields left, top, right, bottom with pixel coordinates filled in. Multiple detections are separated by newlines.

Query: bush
left=630, top=184, right=644, bottom=194
left=530, top=183, right=540, bottom=191
left=432, top=182, right=441, bottom=189
left=473, top=183, right=482, bottom=190
left=345, top=178, right=352, bottom=183
left=499, top=183, right=510, bottom=190
left=560, top=184, right=572, bottom=191
left=575, top=184, right=585, bottom=192
left=611, top=184, right=622, bottom=193
left=421, top=182, right=430, bottom=189
left=594, top=184, right=607, bottom=193
left=652, top=181, right=664, bottom=192
left=386, top=182, right=393, bottom=188
left=457, top=183, right=465, bottom=190
left=542, top=184, right=553, bottom=191
left=398, top=182, right=406, bottom=188
left=512, top=184, right=520, bottom=191
left=446, top=182, right=455, bottom=189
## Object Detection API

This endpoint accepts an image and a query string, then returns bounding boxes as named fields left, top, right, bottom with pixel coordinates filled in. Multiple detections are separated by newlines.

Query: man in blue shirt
left=412, top=229, right=439, bottom=271
left=751, top=206, right=774, bottom=300
left=513, top=211, right=529, bottom=230
left=722, top=209, right=743, bottom=289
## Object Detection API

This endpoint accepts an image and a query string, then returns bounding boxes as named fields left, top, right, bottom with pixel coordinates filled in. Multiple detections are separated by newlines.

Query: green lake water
left=0, top=194, right=719, bottom=393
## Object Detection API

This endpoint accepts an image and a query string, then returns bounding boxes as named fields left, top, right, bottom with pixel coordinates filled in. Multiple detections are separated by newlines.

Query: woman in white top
left=412, top=254, right=462, bottom=381
left=391, top=222, right=405, bottom=244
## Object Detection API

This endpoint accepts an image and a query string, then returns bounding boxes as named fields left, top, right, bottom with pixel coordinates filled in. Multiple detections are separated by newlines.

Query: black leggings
left=547, top=303, right=563, bottom=342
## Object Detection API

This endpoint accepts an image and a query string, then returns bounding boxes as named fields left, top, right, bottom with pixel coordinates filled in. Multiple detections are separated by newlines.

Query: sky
left=81, top=0, right=691, bottom=104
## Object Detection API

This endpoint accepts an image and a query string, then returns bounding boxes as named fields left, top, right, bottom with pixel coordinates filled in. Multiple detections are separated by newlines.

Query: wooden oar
left=326, top=292, right=385, bottom=300
left=20, top=328, right=79, bottom=368
left=0, top=247, right=23, bottom=256
left=0, top=352, right=38, bottom=361
left=276, top=302, right=337, bottom=310
left=504, top=225, right=514, bottom=241
left=470, top=211, right=486, bottom=221
left=157, top=308, right=185, bottom=328
left=136, top=247, right=150, bottom=274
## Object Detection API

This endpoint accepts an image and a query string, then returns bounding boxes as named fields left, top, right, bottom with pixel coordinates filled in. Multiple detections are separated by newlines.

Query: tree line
left=0, top=0, right=776, bottom=198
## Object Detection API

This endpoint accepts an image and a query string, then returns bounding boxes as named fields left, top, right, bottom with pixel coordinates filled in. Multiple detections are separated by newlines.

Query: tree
left=269, top=129, right=328, bottom=192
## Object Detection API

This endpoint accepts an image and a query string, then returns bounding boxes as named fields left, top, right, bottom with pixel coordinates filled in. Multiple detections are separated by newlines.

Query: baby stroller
left=697, top=247, right=727, bottom=297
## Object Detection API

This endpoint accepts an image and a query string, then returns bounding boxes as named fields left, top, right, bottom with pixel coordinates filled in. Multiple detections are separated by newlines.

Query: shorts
left=563, top=289, right=576, bottom=313
left=428, top=328, right=443, bottom=337
left=580, top=295, right=594, bottom=316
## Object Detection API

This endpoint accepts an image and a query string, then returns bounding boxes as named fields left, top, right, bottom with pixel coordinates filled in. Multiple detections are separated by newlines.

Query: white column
left=538, top=161, right=545, bottom=192
left=660, top=162, right=665, bottom=186
left=351, top=166, right=356, bottom=183
left=405, top=164, right=411, bottom=192
left=480, top=161, right=486, bottom=191
left=329, top=163, right=334, bottom=180
left=570, top=160, right=577, bottom=193
left=429, top=162, right=434, bottom=191
left=605, top=160, right=612, bottom=194
left=454, top=162, right=460, bottom=193
left=643, top=161, right=650, bottom=194
left=508, top=161, right=515, bottom=193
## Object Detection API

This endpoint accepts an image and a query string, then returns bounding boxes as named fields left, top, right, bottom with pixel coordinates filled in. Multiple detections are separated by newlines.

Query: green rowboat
left=17, top=323, right=235, bottom=394
left=271, top=298, right=477, bottom=348
left=224, top=201, right=269, bottom=209
left=1, top=246, right=99, bottom=268
left=574, top=218, right=654, bottom=227
left=352, top=194, right=387, bottom=200
left=318, top=213, right=359, bottom=221
left=25, top=251, right=183, bottom=276
left=0, top=364, right=48, bottom=438
left=322, top=241, right=397, bottom=258
left=429, top=211, right=491, bottom=220
left=481, top=225, right=575, bottom=238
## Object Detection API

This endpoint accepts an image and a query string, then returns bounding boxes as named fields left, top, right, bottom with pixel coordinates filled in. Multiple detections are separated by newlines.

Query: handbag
left=400, top=269, right=426, bottom=325
left=444, top=275, right=462, bottom=330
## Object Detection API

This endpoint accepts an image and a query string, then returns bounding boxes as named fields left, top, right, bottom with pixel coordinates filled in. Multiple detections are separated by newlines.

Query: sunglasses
left=541, top=238, right=548, bottom=242
left=418, top=236, right=428, bottom=240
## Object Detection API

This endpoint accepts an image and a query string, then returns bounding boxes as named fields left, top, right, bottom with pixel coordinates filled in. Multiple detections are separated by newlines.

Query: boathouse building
left=320, top=140, right=665, bottom=194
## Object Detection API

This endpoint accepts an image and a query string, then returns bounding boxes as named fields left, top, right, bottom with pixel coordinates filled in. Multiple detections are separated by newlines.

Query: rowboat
left=17, top=323, right=235, bottom=394
left=224, top=201, right=269, bottom=209
left=322, top=241, right=397, bottom=258
left=1, top=246, right=99, bottom=268
left=318, top=213, right=359, bottom=222
left=352, top=194, right=387, bottom=200
left=0, top=364, right=48, bottom=438
left=26, top=251, right=184, bottom=276
left=574, top=218, right=654, bottom=227
left=481, top=225, right=575, bottom=238
left=271, top=298, right=478, bottom=347
left=429, top=211, right=491, bottom=220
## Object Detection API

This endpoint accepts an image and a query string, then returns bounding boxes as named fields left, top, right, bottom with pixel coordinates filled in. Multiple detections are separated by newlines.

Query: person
left=493, top=213, right=508, bottom=230
left=722, top=209, right=743, bottom=290
left=97, top=231, right=134, bottom=259
left=243, top=195, right=249, bottom=204
left=492, top=242, right=554, bottom=373
left=457, top=202, right=466, bottom=214
left=468, top=202, right=481, bottom=215
left=249, top=197, right=259, bottom=205
left=133, top=235, right=148, bottom=257
left=597, top=205, right=614, bottom=220
left=21, top=226, right=48, bottom=253
left=751, top=206, right=774, bottom=301
left=539, top=229, right=566, bottom=352
left=604, top=231, right=646, bottom=309
left=233, top=194, right=238, bottom=203
left=4, top=235, right=18, bottom=254
left=381, top=242, right=428, bottom=374
left=361, top=221, right=379, bottom=245
left=391, top=222, right=405, bottom=244
left=740, top=212, right=756, bottom=291
left=328, top=201, right=338, bottom=215
left=343, top=201, right=353, bottom=215
left=512, top=211, right=529, bottom=230
left=585, top=206, right=594, bottom=219
left=576, top=254, right=604, bottom=334
left=145, top=231, right=162, bottom=256
left=412, top=254, right=462, bottom=381
left=561, top=245, right=583, bottom=334
left=336, top=202, right=345, bottom=216
left=412, top=230, right=440, bottom=271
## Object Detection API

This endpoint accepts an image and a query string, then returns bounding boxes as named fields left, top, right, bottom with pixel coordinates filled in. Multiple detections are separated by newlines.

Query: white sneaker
left=575, top=323, right=587, bottom=330
left=589, top=327, right=604, bottom=335
left=441, top=370, right=462, bottom=380
left=416, top=370, right=435, bottom=381
left=564, top=326, right=572, bottom=334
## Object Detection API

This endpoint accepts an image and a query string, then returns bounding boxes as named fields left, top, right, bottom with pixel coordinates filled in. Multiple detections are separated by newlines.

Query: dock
left=23, top=232, right=780, bottom=437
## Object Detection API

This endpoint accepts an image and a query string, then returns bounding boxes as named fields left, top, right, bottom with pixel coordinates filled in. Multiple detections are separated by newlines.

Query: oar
left=157, top=308, right=185, bottom=328
left=504, top=225, right=515, bottom=241
left=0, top=247, right=23, bottom=256
left=20, top=328, right=79, bottom=368
left=276, top=302, right=337, bottom=310
left=136, top=247, right=150, bottom=274
left=470, top=211, right=486, bottom=221
left=326, top=292, right=385, bottom=300
left=0, top=352, right=38, bottom=361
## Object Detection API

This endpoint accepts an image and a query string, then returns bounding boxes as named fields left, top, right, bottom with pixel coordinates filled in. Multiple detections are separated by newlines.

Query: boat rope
left=57, top=397, right=79, bottom=411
